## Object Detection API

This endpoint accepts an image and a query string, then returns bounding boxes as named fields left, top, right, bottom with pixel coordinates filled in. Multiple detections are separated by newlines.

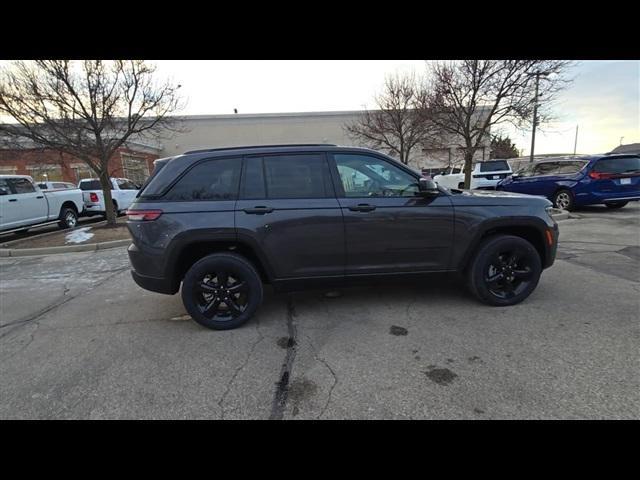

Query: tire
left=458, top=182, right=465, bottom=189
left=181, top=252, right=263, bottom=330
left=58, top=207, right=78, bottom=229
left=552, top=189, right=575, bottom=211
left=605, top=201, right=628, bottom=209
left=467, top=235, right=542, bottom=307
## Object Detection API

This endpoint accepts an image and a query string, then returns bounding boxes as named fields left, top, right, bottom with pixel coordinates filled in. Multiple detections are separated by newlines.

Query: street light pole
left=529, top=72, right=541, bottom=163
left=573, top=125, right=579, bottom=155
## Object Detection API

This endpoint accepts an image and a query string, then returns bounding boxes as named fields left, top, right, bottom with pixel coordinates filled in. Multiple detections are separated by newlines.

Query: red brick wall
left=0, top=148, right=158, bottom=183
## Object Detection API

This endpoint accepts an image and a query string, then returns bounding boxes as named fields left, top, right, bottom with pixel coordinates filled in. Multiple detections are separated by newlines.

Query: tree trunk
left=99, top=170, right=117, bottom=226
left=463, top=150, right=474, bottom=189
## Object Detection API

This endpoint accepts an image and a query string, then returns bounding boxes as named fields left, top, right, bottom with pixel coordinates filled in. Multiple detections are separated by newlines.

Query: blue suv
left=497, top=154, right=640, bottom=210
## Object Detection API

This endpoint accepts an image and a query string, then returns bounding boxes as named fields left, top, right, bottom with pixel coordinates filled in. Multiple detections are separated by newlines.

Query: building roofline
left=170, top=106, right=494, bottom=121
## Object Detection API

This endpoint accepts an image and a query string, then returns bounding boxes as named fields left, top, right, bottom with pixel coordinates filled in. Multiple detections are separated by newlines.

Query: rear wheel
left=467, top=235, right=542, bottom=306
left=552, top=189, right=575, bottom=211
left=604, top=201, right=628, bottom=209
left=458, top=182, right=465, bottom=189
left=181, top=252, right=263, bottom=330
left=58, top=207, right=78, bottom=229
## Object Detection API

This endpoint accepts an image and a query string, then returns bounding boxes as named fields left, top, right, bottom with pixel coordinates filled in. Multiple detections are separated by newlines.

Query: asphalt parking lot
left=1, top=203, right=638, bottom=419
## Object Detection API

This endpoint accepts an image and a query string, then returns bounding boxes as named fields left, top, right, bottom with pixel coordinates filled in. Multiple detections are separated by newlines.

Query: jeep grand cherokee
left=126, top=144, right=558, bottom=330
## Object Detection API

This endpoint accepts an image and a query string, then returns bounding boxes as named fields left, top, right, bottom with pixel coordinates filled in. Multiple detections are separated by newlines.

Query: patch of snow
left=65, top=227, right=94, bottom=244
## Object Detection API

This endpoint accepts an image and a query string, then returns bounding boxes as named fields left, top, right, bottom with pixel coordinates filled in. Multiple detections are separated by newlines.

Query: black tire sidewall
left=59, top=207, right=77, bottom=229
left=468, top=235, right=542, bottom=307
left=181, top=253, right=263, bottom=330
left=552, top=189, right=574, bottom=211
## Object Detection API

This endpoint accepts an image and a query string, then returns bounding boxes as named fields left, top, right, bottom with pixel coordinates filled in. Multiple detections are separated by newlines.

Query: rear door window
left=8, top=178, right=36, bottom=194
left=592, top=156, right=640, bottom=174
left=164, top=157, right=241, bottom=201
left=533, top=162, right=560, bottom=175
left=263, top=154, right=333, bottom=199
left=555, top=161, right=588, bottom=174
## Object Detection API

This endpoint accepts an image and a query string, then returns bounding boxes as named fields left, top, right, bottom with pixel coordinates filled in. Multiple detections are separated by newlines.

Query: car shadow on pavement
left=259, top=273, right=472, bottom=319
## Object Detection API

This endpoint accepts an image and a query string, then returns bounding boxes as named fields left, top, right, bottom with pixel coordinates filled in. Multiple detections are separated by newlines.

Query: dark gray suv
left=126, top=144, right=558, bottom=330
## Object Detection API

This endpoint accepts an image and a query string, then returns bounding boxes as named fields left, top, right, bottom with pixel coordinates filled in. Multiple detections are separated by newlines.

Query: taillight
left=89, top=192, right=99, bottom=202
left=589, top=171, right=612, bottom=180
left=126, top=209, right=163, bottom=221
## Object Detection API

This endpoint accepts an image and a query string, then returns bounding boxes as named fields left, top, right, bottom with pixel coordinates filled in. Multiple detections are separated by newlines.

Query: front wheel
left=467, top=235, right=542, bottom=306
left=58, top=207, right=78, bottom=229
left=605, top=201, right=628, bottom=209
left=181, top=252, right=263, bottom=330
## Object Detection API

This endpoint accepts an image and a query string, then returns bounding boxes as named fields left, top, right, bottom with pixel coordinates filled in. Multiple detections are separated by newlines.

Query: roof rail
left=184, top=144, right=337, bottom=154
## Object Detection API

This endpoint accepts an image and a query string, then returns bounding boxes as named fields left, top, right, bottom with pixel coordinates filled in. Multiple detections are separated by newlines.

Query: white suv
left=433, top=160, right=513, bottom=190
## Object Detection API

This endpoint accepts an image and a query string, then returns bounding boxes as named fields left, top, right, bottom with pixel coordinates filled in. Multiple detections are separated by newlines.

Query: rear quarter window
left=163, top=157, right=241, bottom=201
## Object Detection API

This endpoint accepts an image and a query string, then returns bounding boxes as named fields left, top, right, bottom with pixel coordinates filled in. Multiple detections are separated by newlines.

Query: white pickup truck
left=433, top=160, right=513, bottom=190
left=0, top=175, right=84, bottom=233
left=79, top=177, right=140, bottom=217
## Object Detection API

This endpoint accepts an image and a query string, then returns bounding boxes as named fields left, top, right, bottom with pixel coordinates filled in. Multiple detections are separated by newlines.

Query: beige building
left=157, top=110, right=492, bottom=172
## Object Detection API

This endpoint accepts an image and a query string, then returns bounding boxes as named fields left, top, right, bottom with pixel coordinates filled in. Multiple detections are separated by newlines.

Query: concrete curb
left=0, top=239, right=130, bottom=257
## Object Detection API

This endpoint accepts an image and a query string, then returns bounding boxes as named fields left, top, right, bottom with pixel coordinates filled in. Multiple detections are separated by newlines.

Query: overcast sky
left=151, top=60, right=639, bottom=155
left=2, top=60, right=638, bottom=155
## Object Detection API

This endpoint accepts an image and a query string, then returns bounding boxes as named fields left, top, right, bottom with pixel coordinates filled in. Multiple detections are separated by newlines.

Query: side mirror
left=0, top=187, right=8, bottom=196
left=418, top=178, right=440, bottom=196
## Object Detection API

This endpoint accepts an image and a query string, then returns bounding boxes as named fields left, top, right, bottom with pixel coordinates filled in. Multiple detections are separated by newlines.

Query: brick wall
left=0, top=148, right=158, bottom=184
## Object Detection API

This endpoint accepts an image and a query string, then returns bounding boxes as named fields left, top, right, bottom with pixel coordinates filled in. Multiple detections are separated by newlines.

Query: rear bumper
left=575, top=190, right=640, bottom=205
left=472, top=178, right=503, bottom=189
left=130, top=270, right=177, bottom=295
left=128, top=242, right=178, bottom=294
left=83, top=204, right=105, bottom=213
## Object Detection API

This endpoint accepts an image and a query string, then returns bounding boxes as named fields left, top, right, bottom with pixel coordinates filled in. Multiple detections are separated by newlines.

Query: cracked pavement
left=1, top=203, right=639, bottom=419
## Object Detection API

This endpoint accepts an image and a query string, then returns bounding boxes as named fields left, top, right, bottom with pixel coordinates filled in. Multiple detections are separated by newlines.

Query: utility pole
left=620, top=136, right=624, bottom=146
left=529, top=72, right=541, bottom=163
left=573, top=125, right=579, bottom=155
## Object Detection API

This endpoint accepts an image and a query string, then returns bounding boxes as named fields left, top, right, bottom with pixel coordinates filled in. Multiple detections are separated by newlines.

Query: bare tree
left=345, top=73, right=438, bottom=165
left=421, top=60, right=573, bottom=188
left=0, top=60, right=184, bottom=225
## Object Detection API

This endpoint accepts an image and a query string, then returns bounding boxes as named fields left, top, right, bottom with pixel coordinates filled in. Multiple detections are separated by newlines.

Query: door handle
left=9, top=199, right=17, bottom=202
left=348, top=204, right=376, bottom=212
left=243, top=206, right=274, bottom=215
left=36, top=196, right=44, bottom=199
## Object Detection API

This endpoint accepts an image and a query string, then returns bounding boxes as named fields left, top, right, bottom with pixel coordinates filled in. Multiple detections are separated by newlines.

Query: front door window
left=334, top=154, right=420, bottom=197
